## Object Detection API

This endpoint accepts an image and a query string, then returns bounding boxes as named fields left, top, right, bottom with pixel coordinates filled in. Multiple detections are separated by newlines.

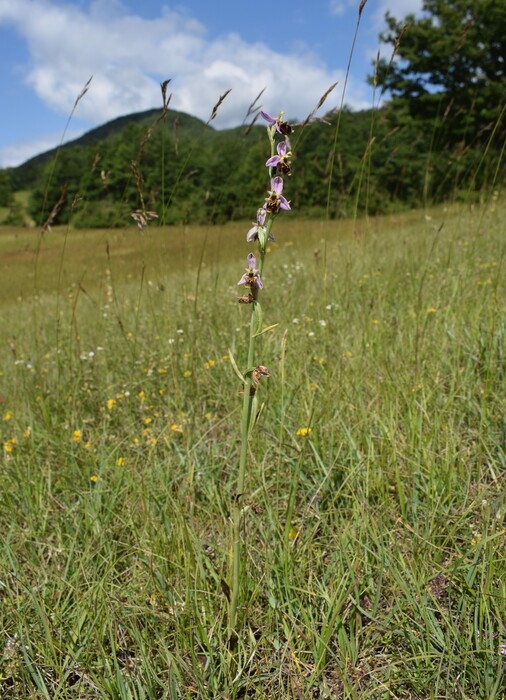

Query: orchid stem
left=229, top=222, right=272, bottom=638
left=229, top=300, right=257, bottom=636
left=229, top=115, right=288, bottom=640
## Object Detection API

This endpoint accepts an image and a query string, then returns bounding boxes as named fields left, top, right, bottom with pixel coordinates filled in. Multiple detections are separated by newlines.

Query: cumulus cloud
left=0, top=0, right=371, bottom=142
left=0, top=129, right=86, bottom=168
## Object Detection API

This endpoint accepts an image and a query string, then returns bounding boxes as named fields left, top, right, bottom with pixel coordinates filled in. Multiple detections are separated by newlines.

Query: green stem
left=229, top=305, right=256, bottom=635
left=229, top=131, right=275, bottom=636
left=229, top=230, right=271, bottom=636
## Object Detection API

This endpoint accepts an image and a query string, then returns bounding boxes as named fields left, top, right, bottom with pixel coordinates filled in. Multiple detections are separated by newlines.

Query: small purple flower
left=264, top=176, right=291, bottom=214
left=237, top=253, right=263, bottom=290
left=247, top=208, right=275, bottom=242
left=266, top=141, right=292, bottom=175
left=260, top=111, right=292, bottom=136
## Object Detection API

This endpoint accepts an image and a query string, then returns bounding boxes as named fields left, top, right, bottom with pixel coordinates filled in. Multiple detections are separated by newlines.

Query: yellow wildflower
left=296, top=427, right=312, bottom=437
left=288, top=527, right=299, bottom=540
left=72, top=429, right=82, bottom=443
left=3, top=410, right=13, bottom=421
left=116, top=457, right=125, bottom=467
left=183, top=370, right=192, bottom=378
left=90, top=474, right=99, bottom=483
left=107, top=398, right=116, bottom=410
left=427, top=306, right=437, bottom=314
left=204, top=359, right=216, bottom=369
left=3, top=438, right=16, bottom=453
left=170, top=423, right=183, bottom=434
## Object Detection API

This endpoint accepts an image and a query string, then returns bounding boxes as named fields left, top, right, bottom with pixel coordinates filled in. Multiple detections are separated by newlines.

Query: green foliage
left=2, top=97, right=502, bottom=229
left=374, top=0, right=506, bottom=146
left=22, top=111, right=270, bottom=227
left=0, top=168, right=13, bottom=206
left=4, top=200, right=25, bottom=226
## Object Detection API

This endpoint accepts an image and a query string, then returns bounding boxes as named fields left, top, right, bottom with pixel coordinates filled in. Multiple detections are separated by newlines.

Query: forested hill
left=11, top=109, right=213, bottom=188
left=1, top=101, right=501, bottom=229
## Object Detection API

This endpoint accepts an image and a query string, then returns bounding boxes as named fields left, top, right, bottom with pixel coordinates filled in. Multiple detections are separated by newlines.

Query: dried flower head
left=131, top=209, right=159, bottom=231
left=238, top=293, right=254, bottom=304
left=252, top=365, right=270, bottom=385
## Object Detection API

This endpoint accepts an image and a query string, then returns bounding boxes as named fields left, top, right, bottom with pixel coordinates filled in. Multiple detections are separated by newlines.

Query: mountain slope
left=12, top=109, right=213, bottom=188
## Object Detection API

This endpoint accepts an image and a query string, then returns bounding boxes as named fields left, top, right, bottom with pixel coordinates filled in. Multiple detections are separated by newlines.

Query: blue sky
left=0, top=0, right=422, bottom=167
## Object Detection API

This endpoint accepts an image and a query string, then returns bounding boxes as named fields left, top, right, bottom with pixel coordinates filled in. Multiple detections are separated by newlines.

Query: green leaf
left=252, top=301, right=263, bottom=336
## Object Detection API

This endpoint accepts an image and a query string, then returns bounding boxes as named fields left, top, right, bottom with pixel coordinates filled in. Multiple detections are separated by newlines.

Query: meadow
left=1, top=198, right=505, bottom=698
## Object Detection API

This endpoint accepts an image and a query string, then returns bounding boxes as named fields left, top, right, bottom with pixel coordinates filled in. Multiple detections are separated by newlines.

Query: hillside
left=10, top=109, right=213, bottom=189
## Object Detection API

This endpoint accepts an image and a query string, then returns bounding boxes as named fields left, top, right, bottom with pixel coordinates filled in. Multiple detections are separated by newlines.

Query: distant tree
left=5, top=200, right=26, bottom=226
left=374, top=0, right=506, bottom=145
left=0, top=169, right=13, bottom=206
left=28, top=147, right=90, bottom=225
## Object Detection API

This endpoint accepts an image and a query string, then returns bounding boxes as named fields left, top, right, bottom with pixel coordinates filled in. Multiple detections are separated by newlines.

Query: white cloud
left=0, top=0, right=370, bottom=141
left=372, top=0, right=424, bottom=30
left=0, top=129, right=86, bottom=167
left=367, top=0, right=425, bottom=70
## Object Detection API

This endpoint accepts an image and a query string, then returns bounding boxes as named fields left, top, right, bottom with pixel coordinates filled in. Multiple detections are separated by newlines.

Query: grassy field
left=1, top=199, right=505, bottom=698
